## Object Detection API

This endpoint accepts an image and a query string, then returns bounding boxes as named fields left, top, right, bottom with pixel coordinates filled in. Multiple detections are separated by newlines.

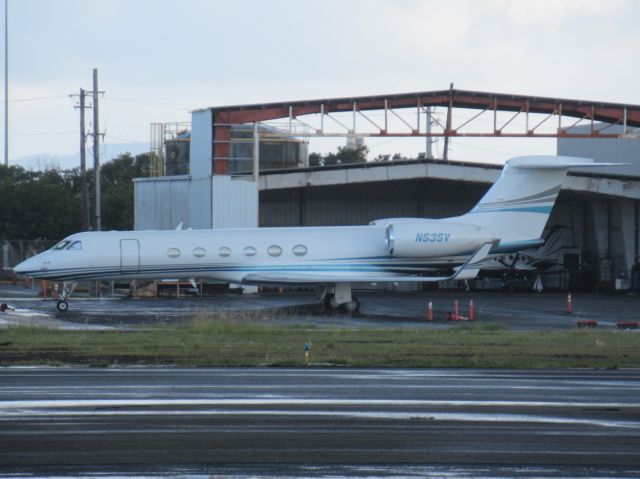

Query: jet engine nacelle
left=383, top=220, right=495, bottom=258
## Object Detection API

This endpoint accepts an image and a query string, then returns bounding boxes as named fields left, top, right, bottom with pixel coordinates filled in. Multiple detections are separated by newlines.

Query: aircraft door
left=120, top=239, right=140, bottom=274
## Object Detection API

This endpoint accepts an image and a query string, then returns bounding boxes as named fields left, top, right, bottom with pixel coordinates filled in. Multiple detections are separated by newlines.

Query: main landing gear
left=56, top=282, right=77, bottom=312
left=322, top=283, right=360, bottom=313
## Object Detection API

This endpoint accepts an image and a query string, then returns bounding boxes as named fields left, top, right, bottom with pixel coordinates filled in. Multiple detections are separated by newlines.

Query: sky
left=1, top=0, right=639, bottom=169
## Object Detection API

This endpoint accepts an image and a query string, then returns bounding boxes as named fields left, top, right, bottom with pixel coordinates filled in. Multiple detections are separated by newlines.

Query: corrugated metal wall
left=558, top=124, right=640, bottom=177
left=134, top=177, right=191, bottom=230
left=190, top=177, right=212, bottom=229
left=134, top=176, right=258, bottom=230
left=212, top=176, right=258, bottom=227
left=259, top=179, right=485, bottom=226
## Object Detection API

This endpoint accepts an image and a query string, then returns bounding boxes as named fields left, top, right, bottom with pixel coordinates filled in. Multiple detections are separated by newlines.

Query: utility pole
left=72, top=88, right=91, bottom=230
left=4, top=0, right=8, bottom=167
left=77, top=89, right=89, bottom=230
left=425, top=107, right=433, bottom=160
left=76, top=69, right=104, bottom=231
left=1, top=0, right=7, bottom=283
left=443, top=82, right=454, bottom=162
left=91, top=68, right=102, bottom=231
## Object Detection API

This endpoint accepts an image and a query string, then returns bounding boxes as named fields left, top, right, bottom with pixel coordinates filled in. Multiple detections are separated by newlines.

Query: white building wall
left=190, top=110, right=213, bottom=178
left=134, top=175, right=258, bottom=230
left=134, top=176, right=191, bottom=230
left=212, top=176, right=258, bottom=227
left=190, top=177, right=212, bottom=229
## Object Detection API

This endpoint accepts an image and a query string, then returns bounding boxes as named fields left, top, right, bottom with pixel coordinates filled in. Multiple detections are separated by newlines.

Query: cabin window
left=167, top=248, right=181, bottom=258
left=52, top=240, right=71, bottom=250
left=292, top=244, right=307, bottom=257
left=267, top=245, right=283, bottom=257
left=243, top=246, right=257, bottom=257
left=67, top=241, right=82, bottom=251
left=218, top=247, right=232, bottom=257
left=192, top=247, right=206, bottom=258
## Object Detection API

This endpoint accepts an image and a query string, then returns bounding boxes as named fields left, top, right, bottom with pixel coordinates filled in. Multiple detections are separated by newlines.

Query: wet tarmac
left=2, top=284, right=640, bottom=477
left=0, top=283, right=638, bottom=331
left=1, top=367, right=639, bottom=478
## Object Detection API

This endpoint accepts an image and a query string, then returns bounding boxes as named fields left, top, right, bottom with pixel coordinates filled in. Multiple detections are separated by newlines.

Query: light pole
left=3, top=0, right=8, bottom=167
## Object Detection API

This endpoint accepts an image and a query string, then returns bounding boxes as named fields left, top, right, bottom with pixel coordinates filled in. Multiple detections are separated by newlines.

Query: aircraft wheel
left=341, top=297, right=360, bottom=314
left=324, top=293, right=338, bottom=310
left=56, top=300, right=69, bottom=312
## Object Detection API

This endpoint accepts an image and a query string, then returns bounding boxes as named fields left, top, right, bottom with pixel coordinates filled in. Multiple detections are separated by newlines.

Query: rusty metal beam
left=212, top=112, right=231, bottom=174
left=270, top=132, right=624, bottom=139
left=208, top=89, right=640, bottom=169
left=203, top=88, right=640, bottom=129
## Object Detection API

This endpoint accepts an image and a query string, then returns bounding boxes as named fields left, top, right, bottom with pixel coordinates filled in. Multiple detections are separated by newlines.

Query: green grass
left=1, top=317, right=639, bottom=368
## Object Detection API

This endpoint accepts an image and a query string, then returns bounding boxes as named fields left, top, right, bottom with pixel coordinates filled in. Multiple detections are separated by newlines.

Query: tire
left=324, top=293, right=338, bottom=310
left=56, top=300, right=69, bottom=312
left=341, top=296, right=360, bottom=313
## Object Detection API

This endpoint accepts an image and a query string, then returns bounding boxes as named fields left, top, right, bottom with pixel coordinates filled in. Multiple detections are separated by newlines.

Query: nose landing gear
left=56, top=282, right=77, bottom=312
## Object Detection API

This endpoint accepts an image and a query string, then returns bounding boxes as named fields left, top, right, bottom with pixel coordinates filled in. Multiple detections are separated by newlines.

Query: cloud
left=3, top=0, right=640, bottom=162
left=498, top=0, right=630, bottom=29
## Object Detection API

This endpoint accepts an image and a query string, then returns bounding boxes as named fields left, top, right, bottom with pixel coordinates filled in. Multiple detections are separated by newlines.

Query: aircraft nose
left=14, top=254, right=47, bottom=276
left=13, top=257, right=34, bottom=275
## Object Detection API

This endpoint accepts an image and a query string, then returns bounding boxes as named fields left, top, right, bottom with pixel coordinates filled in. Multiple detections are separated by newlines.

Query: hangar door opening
left=120, top=239, right=140, bottom=274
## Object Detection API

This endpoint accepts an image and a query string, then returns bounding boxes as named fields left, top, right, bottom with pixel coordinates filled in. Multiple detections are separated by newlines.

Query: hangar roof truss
left=202, top=87, right=640, bottom=174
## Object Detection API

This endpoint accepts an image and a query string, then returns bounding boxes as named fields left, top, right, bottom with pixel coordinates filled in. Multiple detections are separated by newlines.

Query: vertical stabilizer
left=455, top=156, right=596, bottom=248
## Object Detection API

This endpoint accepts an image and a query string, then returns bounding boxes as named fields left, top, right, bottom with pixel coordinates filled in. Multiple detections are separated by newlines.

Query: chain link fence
left=1, top=239, right=57, bottom=281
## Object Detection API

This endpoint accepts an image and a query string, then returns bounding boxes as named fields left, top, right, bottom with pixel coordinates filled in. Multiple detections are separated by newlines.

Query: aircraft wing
left=242, top=272, right=452, bottom=285
left=242, top=241, right=496, bottom=285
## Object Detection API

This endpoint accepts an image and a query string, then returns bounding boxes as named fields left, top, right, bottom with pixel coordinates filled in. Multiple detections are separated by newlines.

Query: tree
left=308, top=152, right=323, bottom=167
left=308, top=145, right=369, bottom=166
left=100, top=153, right=150, bottom=231
left=0, top=165, right=80, bottom=241
left=0, top=151, right=150, bottom=241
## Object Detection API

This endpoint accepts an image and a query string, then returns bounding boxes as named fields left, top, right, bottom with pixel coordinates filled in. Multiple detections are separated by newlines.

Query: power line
left=103, top=95, right=193, bottom=111
left=103, top=133, right=146, bottom=143
left=2, top=95, right=69, bottom=103
left=9, top=130, right=77, bottom=137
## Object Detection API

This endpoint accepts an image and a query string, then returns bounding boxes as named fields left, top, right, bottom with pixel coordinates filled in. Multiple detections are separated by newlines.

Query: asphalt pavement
left=1, top=282, right=639, bottom=331
left=1, top=367, right=639, bottom=478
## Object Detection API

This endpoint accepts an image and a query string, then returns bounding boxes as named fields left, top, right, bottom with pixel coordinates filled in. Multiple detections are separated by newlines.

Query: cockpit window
left=52, top=240, right=71, bottom=250
left=67, top=241, right=82, bottom=250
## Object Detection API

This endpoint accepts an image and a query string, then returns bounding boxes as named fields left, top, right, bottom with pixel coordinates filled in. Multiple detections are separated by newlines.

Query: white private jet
left=479, top=226, right=571, bottom=273
left=14, top=156, right=619, bottom=312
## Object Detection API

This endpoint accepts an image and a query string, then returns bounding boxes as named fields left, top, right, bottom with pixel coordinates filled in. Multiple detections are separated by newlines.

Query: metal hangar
left=135, top=88, right=640, bottom=291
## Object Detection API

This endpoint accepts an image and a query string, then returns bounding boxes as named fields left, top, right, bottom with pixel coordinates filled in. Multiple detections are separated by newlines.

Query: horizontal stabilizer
left=507, top=156, right=626, bottom=169
left=450, top=241, right=495, bottom=281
